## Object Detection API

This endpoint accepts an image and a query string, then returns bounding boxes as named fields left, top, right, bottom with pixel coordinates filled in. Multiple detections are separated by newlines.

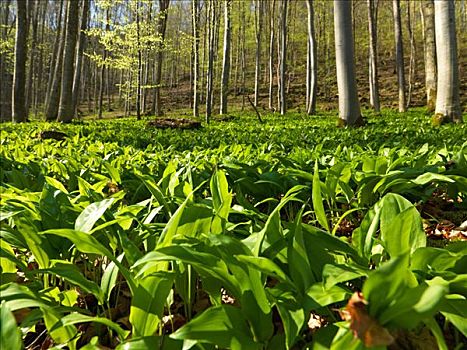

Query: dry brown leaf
left=340, top=292, right=394, bottom=347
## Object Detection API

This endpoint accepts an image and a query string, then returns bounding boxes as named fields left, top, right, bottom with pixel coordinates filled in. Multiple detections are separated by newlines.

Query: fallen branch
left=247, top=95, right=264, bottom=123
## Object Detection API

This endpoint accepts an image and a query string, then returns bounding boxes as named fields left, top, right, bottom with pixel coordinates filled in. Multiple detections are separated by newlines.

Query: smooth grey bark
left=205, top=0, right=215, bottom=122
left=367, top=0, right=380, bottom=112
left=72, top=0, right=89, bottom=118
left=434, top=0, right=462, bottom=123
left=12, top=0, right=28, bottom=122
left=45, top=0, right=67, bottom=121
left=306, top=0, right=317, bottom=115
left=0, top=0, right=12, bottom=121
left=57, top=0, right=80, bottom=122
left=97, top=7, right=109, bottom=119
left=278, top=0, right=287, bottom=115
left=26, top=0, right=38, bottom=117
left=254, top=0, right=263, bottom=107
left=268, top=0, right=276, bottom=111
left=220, top=0, right=231, bottom=115
left=421, top=0, right=437, bottom=112
left=334, top=0, right=362, bottom=125
left=393, top=0, right=406, bottom=112
left=192, top=0, right=199, bottom=117
left=45, top=0, right=63, bottom=113
left=406, top=2, right=416, bottom=108
left=152, top=0, right=170, bottom=117
left=136, top=0, right=142, bottom=120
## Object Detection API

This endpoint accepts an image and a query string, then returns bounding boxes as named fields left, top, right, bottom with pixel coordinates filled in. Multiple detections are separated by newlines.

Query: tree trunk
left=12, top=0, right=28, bottom=122
left=406, top=2, right=416, bottom=109
left=367, top=0, right=380, bottom=112
left=334, top=0, right=362, bottom=125
left=254, top=0, right=263, bottom=107
left=152, top=0, right=170, bottom=117
left=205, top=0, right=215, bottom=122
left=434, top=0, right=462, bottom=123
left=1, top=0, right=12, bottom=121
left=57, top=0, right=80, bottom=122
left=192, top=0, right=199, bottom=118
left=45, top=0, right=67, bottom=121
left=278, top=0, right=287, bottom=115
left=393, top=0, right=406, bottom=112
left=268, top=0, right=276, bottom=111
left=72, top=0, right=89, bottom=119
left=306, top=0, right=317, bottom=115
left=136, top=0, right=142, bottom=120
left=25, top=0, right=38, bottom=117
left=220, top=0, right=231, bottom=115
left=421, top=0, right=437, bottom=112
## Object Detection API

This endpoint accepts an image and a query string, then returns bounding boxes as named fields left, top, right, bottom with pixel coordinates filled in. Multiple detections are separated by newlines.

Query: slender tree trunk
left=153, top=0, right=170, bottom=117
left=136, top=0, right=142, bottom=120
left=205, top=0, right=215, bottom=122
left=45, top=1, right=67, bottom=121
left=34, top=0, right=47, bottom=118
left=57, top=0, right=80, bottom=122
left=72, top=0, right=89, bottom=119
left=406, top=2, right=416, bottom=109
left=12, top=0, right=28, bottom=122
left=306, top=0, right=317, bottom=115
left=268, top=0, right=276, bottom=111
left=254, top=0, right=263, bottom=107
left=278, top=0, right=287, bottom=115
left=97, top=8, right=109, bottom=119
left=0, top=0, right=12, bottom=121
left=393, top=0, right=406, bottom=112
left=240, top=1, right=246, bottom=110
left=220, top=0, right=231, bottom=115
left=334, top=0, right=362, bottom=126
left=421, top=0, right=437, bottom=112
left=192, top=0, right=199, bottom=117
left=26, top=1, right=38, bottom=117
left=45, top=0, right=63, bottom=114
left=434, top=0, right=462, bottom=123
left=367, top=0, right=380, bottom=112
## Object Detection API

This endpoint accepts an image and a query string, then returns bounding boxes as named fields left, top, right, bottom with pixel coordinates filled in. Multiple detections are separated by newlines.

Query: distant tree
left=434, top=0, right=462, bottom=124
left=334, top=0, right=362, bottom=126
left=268, top=0, right=276, bottom=111
left=12, top=0, right=28, bottom=122
left=152, top=0, right=170, bottom=117
left=192, top=0, right=200, bottom=118
left=72, top=0, right=90, bottom=118
left=57, top=0, right=80, bottom=122
left=254, top=0, right=264, bottom=107
left=306, top=0, right=317, bottom=115
left=220, top=0, right=231, bottom=115
left=421, top=0, right=437, bottom=112
left=205, top=0, right=216, bottom=122
left=393, top=0, right=406, bottom=112
left=278, top=0, right=287, bottom=115
left=367, top=0, right=380, bottom=112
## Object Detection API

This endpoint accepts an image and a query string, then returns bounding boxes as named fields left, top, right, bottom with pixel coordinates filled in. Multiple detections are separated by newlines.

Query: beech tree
left=305, top=0, right=317, bottom=115
left=57, top=0, right=80, bottom=122
left=278, top=0, right=287, bottom=115
left=334, top=0, right=362, bottom=126
left=12, top=0, right=28, bottom=122
left=220, top=0, right=231, bottom=115
left=367, top=0, right=380, bottom=112
left=421, top=0, right=437, bottom=112
left=393, top=0, right=406, bottom=112
left=434, top=0, right=462, bottom=123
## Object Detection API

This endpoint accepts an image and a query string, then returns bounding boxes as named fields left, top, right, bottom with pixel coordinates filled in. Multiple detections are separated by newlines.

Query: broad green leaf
left=210, top=170, right=232, bottom=234
left=322, top=264, right=367, bottom=290
left=170, top=305, right=259, bottom=350
left=75, top=198, right=115, bottom=233
left=306, top=283, right=348, bottom=307
left=130, top=272, right=174, bottom=337
left=116, top=336, right=183, bottom=350
left=51, top=313, right=130, bottom=341
left=101, top=254, right=124, bottom=303
left=1, top=301, right=23, bottom=350
left=313, top=162, right=330, bottom=232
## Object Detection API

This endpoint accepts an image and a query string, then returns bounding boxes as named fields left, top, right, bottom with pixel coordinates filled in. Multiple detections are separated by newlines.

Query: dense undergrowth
left=1, top=109, right=466, bottom=350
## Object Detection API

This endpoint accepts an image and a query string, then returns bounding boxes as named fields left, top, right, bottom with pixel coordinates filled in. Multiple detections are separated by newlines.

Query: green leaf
left=210, top=170, right=232, bottom=234
left=101, top=254, right=124, bottom=303
left=116, top=336, right=183, bottom=350
left=1, top=301, right=23, bottom=350
left=322, top=264, right=367, bottom=290
left=75, top=198, right=115, bottom=233
left=170, top=305, right=259, bottom=350
left=130, top=272, right=174, bottom=337
left=306, top=283, right=348, bottom=307
left=313, top=162, right=330, bottom=232
left=37, top=261, right=104, bottom=304
left=51, top=313, right=130, bottom=341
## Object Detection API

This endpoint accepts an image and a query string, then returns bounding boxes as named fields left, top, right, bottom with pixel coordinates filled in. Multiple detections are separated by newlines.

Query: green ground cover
left=1, top=109, right=466, bottom=349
